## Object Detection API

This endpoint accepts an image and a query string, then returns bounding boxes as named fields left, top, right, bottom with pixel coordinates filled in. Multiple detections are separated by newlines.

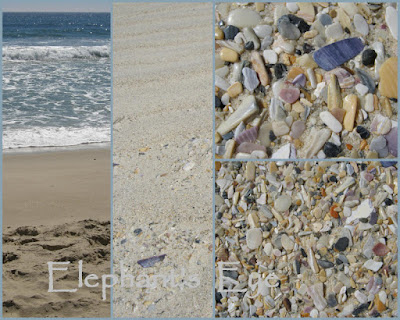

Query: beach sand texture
left=113, top=3, right=213, bottom=317
left=3, top=148, right=111, bottom=317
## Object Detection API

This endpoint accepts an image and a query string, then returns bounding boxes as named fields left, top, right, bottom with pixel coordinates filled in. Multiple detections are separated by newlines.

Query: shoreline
left=3, top=141, right=111, bottom=155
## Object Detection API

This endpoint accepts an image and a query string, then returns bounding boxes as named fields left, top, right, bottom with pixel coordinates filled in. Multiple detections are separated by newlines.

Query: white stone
left=246, top=228, right=262, bottom=249
left=215, top=65, right=229, bottom=78
left=286, top=3, right=298, bottom=13
left=253, top=25, right=272, bottom=39
left=264, top=242, right=273, bottom=255
left=217, top=95, right=259, bottom=135
left=364, top=93, right=374, bottom=112
left=354, top=14, right=369, bottom=36
left=363, top=259, right=383, bottom=272
left=319, top=111, right=343, bottom=133
left=242, top=67, right=260, bottom=92
left=251, top=150, right=268, bottom=159
left=271, top=143, right=291, bottom=160
left=281, top=234, right=294, bottom=252
left=385, top=6, right=398, bottom=40
left=338, top=3, right=358, bottom=17
left=347, top=199, right=374, bottom=223
left=221, top=92, right=230, bottom=105
left=228, top=8, right=262, bottom=28
left=275, top=194, right=291, bottom=212
left=272, top=121, right=290, bottom=136
left=243, top=27, right=260, bottom=50
left=310, top=309, right=319, bottom=318
left=325, top=22, right=343, bottom=40
left=215, top=75, right=229, bottom=91
left=263, top=49, right=278, bottom=64
left=355, top=290, right=368, bottom=304
left=355, top=83, right=369, bottom=96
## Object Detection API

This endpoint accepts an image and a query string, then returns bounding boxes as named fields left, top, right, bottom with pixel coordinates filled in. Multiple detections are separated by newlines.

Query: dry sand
left=3, top=147, right=111, bottom=317
left=113, top=3, right=213, bottom=317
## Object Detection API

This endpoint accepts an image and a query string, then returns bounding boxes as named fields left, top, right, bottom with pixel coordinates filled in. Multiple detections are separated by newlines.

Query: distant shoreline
left=3, top=141, right=111, bottom=155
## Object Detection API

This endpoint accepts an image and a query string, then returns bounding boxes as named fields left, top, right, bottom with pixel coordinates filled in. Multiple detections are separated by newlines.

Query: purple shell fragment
left=385, top=127, right=397, bottom=157
left=313, top=38, right=365, bottom=71
left=137, top=254, right=166, bottom=268
left=292, top=73, right=306, bottom=87
left=235, top=126, right=259, bottom=144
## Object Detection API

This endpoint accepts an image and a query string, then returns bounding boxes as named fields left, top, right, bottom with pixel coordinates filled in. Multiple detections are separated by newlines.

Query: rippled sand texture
left=113, top=3, right=212, bottom=317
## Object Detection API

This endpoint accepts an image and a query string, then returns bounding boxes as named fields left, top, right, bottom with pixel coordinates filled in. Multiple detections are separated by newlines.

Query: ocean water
left=3, top=12, right=111, bottom=149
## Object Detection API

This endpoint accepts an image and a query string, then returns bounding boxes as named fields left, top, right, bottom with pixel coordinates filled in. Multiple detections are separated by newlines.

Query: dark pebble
left=215, top=291, right=223, bottom=304
left=362, top=49, right=377, bottom=67
left=218, top=20, right=225, bottom=28
left=137, top=254, right=166, bottom=268
left=244, top=41, right=254, bottom=50
left=215, top=95, right=222, bottom=109
left=369, top=210, right=378, bottom=225
left=223, top=25, right=239, bottom=40
left=134, top=228, right=143, bottom=235
left=283, top=297, right=291, bottom=312
left=338, top=254, right=349, bottom=264
left=344, top=27, right=351, bottom=34
left=352, top=303, right=369, bottom=317
left=295, top=49, right=302, bottom=55
left=274, top=63, right=287, bottom=79
left=323, top=142, right=341, bottom=157
left=384, top=198, right=393, bottom=206
left=294, top=167, right=301, bottom=174
left=319, top=13, right=333, bottom=26
left=317, top=259, right=334, bottom=268
left=223, top=270, right=239, bottom=279
left=269, top=130, right=277, bottom=141
left=356, top=126, right=370, bottom=139
left=327, top=293, right=338, bottom=307
left=303, top=43, right=314, bottom=53
left=295, top=260, right=301, bottom=274
left=287, top=14, right=311, bottom=33
left=222, top=191, right=228, bottom=199
left=222, top=131, right=234, bottom=140
left=300, top=248, right=307, bottom=257
left=335, top=237, right=349, bottom=251
left=381, top=161, right=397, bottom=168
left=216, top=211, right=223, bottom=219
left=361, top=163, right=368, bottom=171
left=356, top=69, right=376, bottom=93
left=329, top=176, right=338, bottom=183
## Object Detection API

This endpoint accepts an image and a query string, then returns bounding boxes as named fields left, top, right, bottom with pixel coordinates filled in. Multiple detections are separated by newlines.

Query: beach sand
left=112, top=3, right=213, bottom=317
left=3, top=147, right=111, bottom=318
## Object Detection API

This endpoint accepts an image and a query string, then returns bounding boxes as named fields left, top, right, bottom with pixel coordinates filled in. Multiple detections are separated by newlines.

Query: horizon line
left=3, top=10, right=110, bottom=13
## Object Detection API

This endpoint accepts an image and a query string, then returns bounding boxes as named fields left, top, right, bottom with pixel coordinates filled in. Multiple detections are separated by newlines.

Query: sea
left=3, top=12, right=111, bottom=150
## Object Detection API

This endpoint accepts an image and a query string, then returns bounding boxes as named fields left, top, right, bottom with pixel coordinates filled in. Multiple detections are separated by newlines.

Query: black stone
left=216, top=211, right=223, bottom=219
left=295, top=49, right=302, bottom=55
left=300, top=248, right=307, bottom=257
left=303, top=43, right=314, bottom=53
left=295, top=260, right=301, bottom=274
left=215, top=95, right=222, bottom=109
left=269, top=130, right=277, bottom=141
left=329, top=176, right=338, bottom=183
left=223, top=270, right=239, bottom=279
left=317, top=259, right=334, bottom=268
left=287, top=14, right=311, bottom=33
left=327, top=293, right=338, bottom=307
left=222, top=191, right=228, bottom=199
left=222, top=131, right=234, bottom=141
left=362, top=49, right=377, bottom=67
left=335, top=237, right=349, bottom=251
left=344, top=27, right=351, bottom=34
left=274, top=63, right=287, bottom=79
left=244, top=41, right=254, bottom=50
left=360, top=163, right=368, bottom=171
left=218, top=20, right=225, bottom=28
left=356, top=69, right=376, bottom=93
left=215, top=291, right=223, bottom=304
left=323, top=142, right=341, bottom=157
left=294, top=167, right=301, bottom=174
left=134, top=228, right=142, bottom=236
left=356, top=126, right=371, bottom=139
left=384, top=198, right=393, bottom=206
left=223, top=25, right=240, bottom=40
left=352, top=303, right=369, bottom=317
